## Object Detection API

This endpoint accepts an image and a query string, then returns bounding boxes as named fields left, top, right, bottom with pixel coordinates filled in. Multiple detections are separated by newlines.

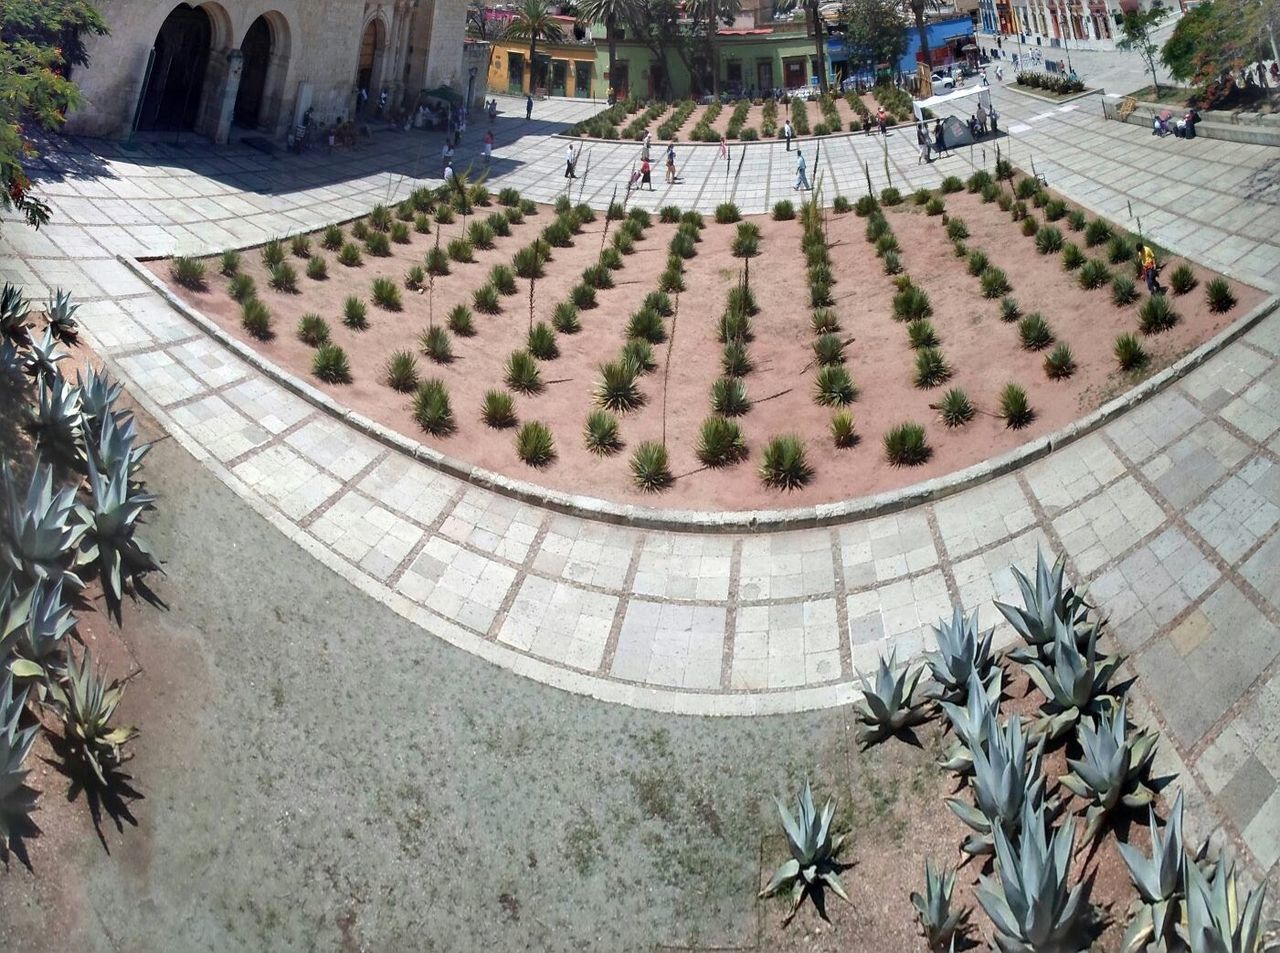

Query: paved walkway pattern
left=2, top=89, right=1279, bottom=889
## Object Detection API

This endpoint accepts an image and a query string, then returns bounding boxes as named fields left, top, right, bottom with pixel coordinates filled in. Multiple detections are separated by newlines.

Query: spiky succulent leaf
left=1025, top=618, right=1122, bottom=740
left=1182, top=854, right=1267, bottom=953
left=760, top=780, right=849, bottom=923
left=23, top=325, right=66, bottom=385
left=947, top=714, right=1051, bottom=855
left=994, top=548, right=1091, bottom=662
left=925, top=606, right=996, bottom=703
left=61, top=649, right=138, bottom=786
left=853, top=647, right=928, bottom=744
left=77, top=454, right=163, bottom=616
left=1118, top=791, right=1186, bottom=952
left=28, top=371, right=85, bottom=461
left=0, top=283, right=31, bottom=342
left=0, top=667, right=39, bottom=853
left=911, top=859, right=967, bottom=950
left=45, top=288, right=80, bottom=342
left=939, top=667, right=1004, bottom=774
left=1061, top=701, right=1158, bottom=842
left=10, top=578, right=74, bottom=683
left=77, top=364, right=125, bottom=440
left=91, top=411, right=150, bottom=480
left=1, top=462, right=88, bottom=589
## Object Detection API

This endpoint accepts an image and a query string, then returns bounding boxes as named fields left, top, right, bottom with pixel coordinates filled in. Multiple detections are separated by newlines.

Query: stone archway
left=232, top=11, right=292, bottom=133
left=355, top=14, right=390, bottom=111
left=137, top=4, right=214, bottom=132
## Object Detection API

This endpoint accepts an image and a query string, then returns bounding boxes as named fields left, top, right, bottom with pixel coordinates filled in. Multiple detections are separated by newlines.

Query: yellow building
left=487, top=33, right=597, bottom=98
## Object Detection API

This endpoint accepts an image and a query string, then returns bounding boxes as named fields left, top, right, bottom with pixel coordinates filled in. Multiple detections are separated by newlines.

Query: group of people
left=1152, top=108, right=1201, bottom=139
left=631, top=132, right=681, bottom=190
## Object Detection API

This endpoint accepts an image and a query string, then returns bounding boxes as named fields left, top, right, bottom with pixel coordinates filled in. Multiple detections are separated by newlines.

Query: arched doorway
left=356, top=18, right=386, bottom=106
left=234, top=15, right=273, bottom=127
left=138, top=4, right=213, bottom=132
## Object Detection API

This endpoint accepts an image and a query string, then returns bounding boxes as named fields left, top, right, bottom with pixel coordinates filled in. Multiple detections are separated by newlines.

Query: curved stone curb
left=556, top=119, right=919, bottom=148
left=122, top=260, right=1277, bottom=534
left=1003, top=85, right=1100, bottom=105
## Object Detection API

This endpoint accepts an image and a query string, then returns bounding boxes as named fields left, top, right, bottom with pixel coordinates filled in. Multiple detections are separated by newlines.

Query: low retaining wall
left=1101, top=94, right=1280, bottom=147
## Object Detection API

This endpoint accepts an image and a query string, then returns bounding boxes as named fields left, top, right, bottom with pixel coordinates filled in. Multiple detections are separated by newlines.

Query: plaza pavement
left=2, top=89, right=1279, bottom=892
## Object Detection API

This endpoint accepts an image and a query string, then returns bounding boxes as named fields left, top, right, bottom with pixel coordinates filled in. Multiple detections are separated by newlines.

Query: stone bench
left=1101, top=94, right=1280, bottom=147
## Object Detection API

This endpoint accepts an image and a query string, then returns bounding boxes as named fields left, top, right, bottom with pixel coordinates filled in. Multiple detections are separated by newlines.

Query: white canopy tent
left=912, top=86, right=992, bottom=122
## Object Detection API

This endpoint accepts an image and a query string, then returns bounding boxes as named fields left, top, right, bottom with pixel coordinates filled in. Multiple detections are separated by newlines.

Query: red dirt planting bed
left=154, top=182, right=1265, bottom=512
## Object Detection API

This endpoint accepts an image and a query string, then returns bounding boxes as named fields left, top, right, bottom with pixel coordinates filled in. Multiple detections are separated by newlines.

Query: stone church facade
left=67, top=0, right=472, bottom=141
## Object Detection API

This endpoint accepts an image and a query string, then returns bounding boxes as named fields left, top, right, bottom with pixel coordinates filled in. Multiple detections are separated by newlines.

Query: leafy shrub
left=312, top=344, right=351, bottom=384
left=1020, top=216, right=1039, bottom=237
left=365, top=231, right=391, bottom=257
left=946, top=218, right=969, bottom=242
left=297, top=313, right=329, bottom=346
left=914, top=347, right=951, bottom=388
left=810, top=308, right=839, bottom=334
left=596, top=360, right=642, bottom=411
left=1169, top=264, right=1197, bottom=295
left=907, top=319, right=939, bottom=349
left=1138, top=295, right=1179, bottom=334
left=1079, top=259, right=1111, bottom=290
left=385, top=350, right=419, bottom=392
left=966, top=170, right=993, bottom=193
left=580, top=262, right=613, bottom=290
left=1114, top=333, right=1148, bottom=371
left=1035, top=226, right=1064, bottom=254
left=1061, top=243, right=1085, bottom=270
left=487, top=212, right=510, bottom=237
left=830, top=411, right=857, bottom=448
left=630, top=441, right=672, bottom=491
left=467, top=221, right=495, bottom=250
left=512, top=244, right=545, bottom=279
left=981, top=268, right=1011, bottom=298
left=351, top=221, right=370, bottom=241
left=599, top=246, right=624, bottom=272
left=953, top=241, right=968, bottom=259
left=446, top=237, right=474, bottom=263
left=338, top=242, right=363, bottom=267
left=583, top=409, right=621, bottom=454
left=718, top=308, right=753, bottom=345
left=999, top=383, right=1034, bottom=429
left=772, top=200, right=795, bottom=221
left=412, top=379, right=454, bottom=436
left=571, top=283, right=597, bottom=310
left=505, top=350, right=543, bottom=394
left=854, top=195, right=878, bottom=216
left=1015, top=178, right=1040, bottom=200
left=925, top=197, right=945, bottom=217
left=434, top=205, right=454, bottom=224
left=981, top=182, right=1000, bottom=203
left=1084, top=218, right=1111, bottom=247
left=833, top=195, right=851, bottom=213
left=219, top=250, right=241, bottom=276
left=732, top=230, right=760, bottom=259
left=1044, top=342, right=1076, bottom=380
left=229, top=273, right=256, bottom=303
left=552, top=301, right=581, bottom=334
left=1018, top=313, right=1054, bottom=350
left=1066, top=210, right=1086, bottom=231
left=1011, top=201, right=1027, bottom=222
left=420, top=325, right=453, bottom=363
left=240, top=298, right=272, bottom=339
left=1000, top=297, right=1021, bottom=322
left=714, top=202, right=741, bottom=224
left=1206, top=277, right=1236, bottom=313
left=396, top=201, right=415, bottom=221
left=721, top=341, right=752, bottom=378
left=482, top=389, right=517, bottom=429
left=697, top=416, right=748, bottom=467
left=447, top=304, right=475, bottom=336
left=405, top=264, right=427, bottom=290
left=1107, top=235, right=1133, bottom=265
left=371, top=277, right=402, bottom=311
left=875, top=233, right=900, bottom=257
left=940, top=176, right=963, bottom=194
left=369, top=204, right=392, bottom=231
left=472, top=284, right=501, bottom=315
left=659, top=205, right=682, bottom=223
left=612, top=231, right=635, bottom=255
left=423, top=246, right=448, bottom=276
left=938, top=388, right=974, bottom=427
left=880, top=187, right=903, bottom=206
left=498, top=187, right=522, bottom=207
left=1111, top=275, right=1139, bottom=306
left=882, top=251, right=903, bottom=275
left=343, top=296, right=368, bottom=329
left=658, top=263, right=685, bottom=293
left=997, top=191, right=1013, bottom=212
left=171, top=256, right=207, bottom=290
left=261, top=238, right=285, bottom=267
left=893, top=284, right=933, bottom=321
left=490, top=263, right=517, bottom=296
left=306, top=255, right=328, bottom=280
left=269, top=262, right=298, bottom=293
left=884, top=422, right=930, bottom=465
left=967, top=250, right=989, bottom=277
left=711, top=376, right=750, bottom=416
left=814, top=365, right=857, bottom=406
left=626, top=206, right=652, bottom=228
left=759, top=435, right=812, bottom=490
left=389, top=222, right=410, bottom=245
left=528, top=322, right=559, bottom=360
left=628, top=308, right=666, bottom=344
left=322, top=225, right=344, bottom=250
left=913, top=188, right=932, bottom=206
left=1044, top=199, right=1066, bottom=221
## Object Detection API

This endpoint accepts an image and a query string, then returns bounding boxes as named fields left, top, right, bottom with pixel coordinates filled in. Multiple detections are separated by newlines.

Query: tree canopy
left=1161, top=0, right=1275, bottom=101
left=1, top=0, right=107, bottom=230
left=843, top=0, right=907, bottom=73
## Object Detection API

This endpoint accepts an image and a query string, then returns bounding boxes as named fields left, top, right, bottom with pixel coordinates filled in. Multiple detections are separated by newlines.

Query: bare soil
left=154, top=188, right=1264, bottom=512
left=624, top=94, right=896, bottom=142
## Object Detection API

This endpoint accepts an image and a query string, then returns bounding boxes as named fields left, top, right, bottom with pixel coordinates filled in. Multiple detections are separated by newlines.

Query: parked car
left=930, top=72, right=956, bottom=89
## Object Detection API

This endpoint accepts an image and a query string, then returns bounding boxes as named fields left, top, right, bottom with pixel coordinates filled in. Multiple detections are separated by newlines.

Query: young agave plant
left=853, top=647, right=929, bottom=745
left=1118, top=790, right=1185, bottom=953
left=976, top=801, right=1091, bottom=953
left=28, top=371, right=85, bottom=462
left=994, top=548, right=1091, bottom=662
left=0, top=572, right=34, bottom=655
left=77, top=454, right=162, bottom=616
left=0, top=282, right=31, bottom=343
left=56, top=649, right=138, bottom=786
left=911, top=859, right=968, bottom=951
left=939, top=667, right=1004, bottom=775
left=925, top=606, right=997, bottom=703
left=22, top=325, right=67, bottom=385
left=1061, top=700, right=1158, bottom=843
left=44, top=288, right=80, bottom=343
left=1181, top=854, right=1268, bottom=953
left=0, top=338, right=23, bottom=381
left=1025, top=617, right=1122, bottom=741
left=9, top=578, right=75, bottom=685
left=92, top=410, right=150, bottom=481
left=0, top=667, right=39, bottom=855
left=758, top=780, right=850, bottom=923
left=0, top=461, right=88, bottom=589
left=77, top=363, right=124, bottom=441
left=947, top=714, right=1052, bottom=855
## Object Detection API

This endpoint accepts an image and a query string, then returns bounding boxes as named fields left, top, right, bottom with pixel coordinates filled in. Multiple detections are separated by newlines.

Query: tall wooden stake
left=661, top=290, right=680, bottom=448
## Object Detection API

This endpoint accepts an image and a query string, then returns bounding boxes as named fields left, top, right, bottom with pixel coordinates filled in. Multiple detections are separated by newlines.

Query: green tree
left=466, top=0, right=511, bottom=79
left=689, top=0, right=743, bottom=97
left=622, top=0, right=694, bottom=99
left=577, top=0, right=635, bottom=99
left=1161, top=0, right=1274, bottom=102
left=507, top=0, right=566, bottom=94
left=1117, top=7, right=1169, bottom=96
left=909, top=0, right=930, bottom=68
left=779, top=0, right=830, bottom=93
left=843, top=0, right=908, bottom=77
left=1, top=0, right=107, bottom=230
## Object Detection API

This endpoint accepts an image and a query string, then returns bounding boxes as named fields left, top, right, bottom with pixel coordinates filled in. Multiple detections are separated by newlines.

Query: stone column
left=214, top=50, right=244, bottom=144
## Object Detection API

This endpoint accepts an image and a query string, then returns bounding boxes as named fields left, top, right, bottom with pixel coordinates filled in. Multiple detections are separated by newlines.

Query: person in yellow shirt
left=1137, top=242, right=1161, bottom=295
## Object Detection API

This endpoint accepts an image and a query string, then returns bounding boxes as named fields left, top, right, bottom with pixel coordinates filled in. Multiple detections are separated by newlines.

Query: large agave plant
left=1061, top=700, right=1158, bottom=843
left=44, top=288, right=80, bottom=343
left=0, top=572, right=34, bottom=655
left=1025, top=617, right=1122, bottom=741
left=8, top=578, right=74, bottom=685
left=77, top=363, right=124, bottom=440
left=0, top=283, right=30, bottom=343
left=92, top=410, right=150, bottom=481
left=939, top=667, right=1004, bottom=775
left=28, top=370, right=85, bottom=462
left=911, top=859, right=968, bottom=951
left=853, top=647, right=929, bottom=745
left=57, top=649, right=138, bottom=785
left=759, top=780, right=850, bottom=923
left=995, top=548, right=1091, bottom=662
left=0, top=667, right=38, bottom=855
left=947, top=714, right=1052, bottom=855
left=22, top=325, right=66, bottom=385
left=0, top=461, right=88, bottom=588
left=77, top=454, right=162, bottom=615
left=0, top=337, right=23, bottom=381
left=976, top=801, right=1092, bottom=953
left=1181, top=854, right=1268, bottom=953
left=1118, top=791, right=1185, bottom=953
left=926, top=606, right=997, bottom=703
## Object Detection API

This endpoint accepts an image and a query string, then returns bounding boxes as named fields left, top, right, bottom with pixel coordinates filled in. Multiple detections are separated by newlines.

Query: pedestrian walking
left=443, top=160, right=454, bottom=183
left=442, top=140, right=454, bottom=170
left=642, top=130, right=652, bottom=162
left=377, top=88, right=388, bottom=117
left=564, top=143, right=577, bottom=178
left=783, top=119, right=794, bottom=151
left=525, top=93, right=533, bottom=120
left=989, top=104, right=999, bottom=134
left=718, top=135, right=728, bottom=159
left=862, top=113, right=872, bottom=135
left=665, top=144, right=677, bottom=183
left=794, top=150, right=810, bottom=191
left=640, top=157, right=653, bottom=190
left=877, top=107, right=888, bottom=135
left=933, top=119, right=946, bottom=156
left=358, top=87, right=369, bottom=113
left=1138, top=242, right=1162, bottom=294
left=482, top=129, right=494, bottom=164
left=916, top=122, right=932, bottom=163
